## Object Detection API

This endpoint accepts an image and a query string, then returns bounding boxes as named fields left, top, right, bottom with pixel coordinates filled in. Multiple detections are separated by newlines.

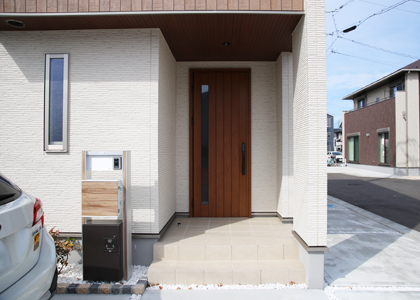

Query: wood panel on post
left=81, top=150, right=132, bottom=281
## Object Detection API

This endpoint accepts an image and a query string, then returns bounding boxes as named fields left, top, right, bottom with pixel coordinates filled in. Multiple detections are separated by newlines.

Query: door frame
left=189, top=69, right=252, bottom=218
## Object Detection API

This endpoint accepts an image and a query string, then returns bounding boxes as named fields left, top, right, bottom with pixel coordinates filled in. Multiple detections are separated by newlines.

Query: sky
left=325, top=0, right=420, bottom=128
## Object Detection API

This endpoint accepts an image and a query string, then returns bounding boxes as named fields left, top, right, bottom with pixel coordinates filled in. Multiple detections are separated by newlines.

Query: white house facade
left=0, top=0, right=327, bottom=288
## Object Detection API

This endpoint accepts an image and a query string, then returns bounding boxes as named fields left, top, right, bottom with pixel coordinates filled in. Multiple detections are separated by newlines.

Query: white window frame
left=44, top=54, right=69, bottom=152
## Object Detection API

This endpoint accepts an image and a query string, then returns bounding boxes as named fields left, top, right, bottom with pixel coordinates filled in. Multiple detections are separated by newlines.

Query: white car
left=0, top=172, right=57, bottom=300
left=327, top=151, right=343, bottom=162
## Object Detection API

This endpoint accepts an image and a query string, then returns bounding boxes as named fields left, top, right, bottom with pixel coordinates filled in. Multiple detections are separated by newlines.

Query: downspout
left=405, top=71, right=410, bottom=176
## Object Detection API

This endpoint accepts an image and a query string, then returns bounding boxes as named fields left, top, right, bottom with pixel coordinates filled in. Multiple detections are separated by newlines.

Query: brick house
left=342, top=59, right=420, bottom=176
left=0, top=0, right=327, bottom=288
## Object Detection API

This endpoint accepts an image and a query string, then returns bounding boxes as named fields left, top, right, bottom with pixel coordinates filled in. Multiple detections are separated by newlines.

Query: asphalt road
left=328, top=173, right=420, bottom=232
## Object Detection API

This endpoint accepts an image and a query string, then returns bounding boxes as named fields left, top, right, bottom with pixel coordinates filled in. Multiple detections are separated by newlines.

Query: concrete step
left=148, top=217, right=304, bottom=285
left=153, top=240, right=299, bottom=261
left=148, top=259, right=305, bottom=285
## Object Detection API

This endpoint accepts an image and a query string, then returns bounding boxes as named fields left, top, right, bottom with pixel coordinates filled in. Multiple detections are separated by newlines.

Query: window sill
left=45, top=149, right=68, bottom=153
left=347, top=161, right=360, bottom=164
left=378, top=163, right=390, bottom=167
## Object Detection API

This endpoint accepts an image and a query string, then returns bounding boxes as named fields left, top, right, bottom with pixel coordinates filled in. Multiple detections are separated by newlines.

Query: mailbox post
left=81, top=151, right=131, bottom=281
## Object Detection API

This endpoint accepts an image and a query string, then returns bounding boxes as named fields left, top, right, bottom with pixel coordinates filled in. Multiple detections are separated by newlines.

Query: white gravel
left=58, top=263, right=307, bottom=297
left=147, top=283, right=307, bottom=290
left=57, top=264, right=148, bottom=285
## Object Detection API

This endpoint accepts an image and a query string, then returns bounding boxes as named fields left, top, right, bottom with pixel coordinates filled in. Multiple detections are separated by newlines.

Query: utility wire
left=339, top=0, right=412, bottom=31
left=326, top=13, right=340, bottom=54
left=338, top=36, right=419, bottom=59
left=326, top=0, right=417, bottom=54
left=326, top=0, right=357, bottom=13
left=359, top=0, right=420, bottom=15
left=331, top=50, right=404, bottom=67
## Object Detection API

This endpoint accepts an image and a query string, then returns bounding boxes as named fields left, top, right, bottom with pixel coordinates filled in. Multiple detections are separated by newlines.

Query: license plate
left=34, top=232, right=40, bottom=251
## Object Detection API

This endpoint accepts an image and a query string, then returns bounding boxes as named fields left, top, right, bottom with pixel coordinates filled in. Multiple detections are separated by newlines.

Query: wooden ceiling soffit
left=0, top=13, right=303, bottom=61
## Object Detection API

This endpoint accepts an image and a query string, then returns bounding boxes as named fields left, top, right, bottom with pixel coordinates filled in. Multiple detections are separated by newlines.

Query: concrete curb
left=57, top=279, right=148, bottom=295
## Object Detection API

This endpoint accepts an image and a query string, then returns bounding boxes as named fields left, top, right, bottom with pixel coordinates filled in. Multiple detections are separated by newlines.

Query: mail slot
left=82, top=220, right=123, bottom=281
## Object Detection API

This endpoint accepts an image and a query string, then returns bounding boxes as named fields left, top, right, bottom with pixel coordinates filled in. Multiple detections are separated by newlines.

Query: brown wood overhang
left=0, top=0, right=303, bottom=13
left=0, top=12, right=303, bottom=61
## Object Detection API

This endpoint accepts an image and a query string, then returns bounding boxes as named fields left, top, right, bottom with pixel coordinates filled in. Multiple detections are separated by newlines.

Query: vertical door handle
left=242, top=143, right=246, bottom=175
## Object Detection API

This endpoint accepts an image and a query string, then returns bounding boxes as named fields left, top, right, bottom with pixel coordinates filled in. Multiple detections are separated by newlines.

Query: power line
left=359, top=0, right=420, bottom=15
left=326, top=13, right=340, bottom=54
left=339, top=0, right=412, bottom=32
left=330, top=50, right=404, bottom=67
left=326, top=0, right=419, bottom=54
left=338, top=36, right=419, bottom=59
left=326, top=0, right=357, bottom=13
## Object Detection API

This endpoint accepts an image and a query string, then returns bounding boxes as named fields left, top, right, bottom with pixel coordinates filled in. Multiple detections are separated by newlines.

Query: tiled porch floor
left=148, top=217, right=305, bottom=285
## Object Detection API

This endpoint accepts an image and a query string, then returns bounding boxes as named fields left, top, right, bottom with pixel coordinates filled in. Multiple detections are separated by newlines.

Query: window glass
left=354, top=136, right=359, bottom=161
left=390, top=82, right=404, bottom=98
left=0, top=172, right=22, bottom=206
left=201, top=85, right=209, bottom=205
left=379, top=132, right=389, bottom=164
left=348, top=136, right=359, bottom=162
left=348, top=137, right=354, bottom=161
left=49, top=58, right=64, bottom=145
left=45, top=54, right=68, bottom=152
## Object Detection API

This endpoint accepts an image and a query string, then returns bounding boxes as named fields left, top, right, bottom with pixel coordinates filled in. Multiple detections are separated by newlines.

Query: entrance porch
left=148, top=217, right=305, bottom=285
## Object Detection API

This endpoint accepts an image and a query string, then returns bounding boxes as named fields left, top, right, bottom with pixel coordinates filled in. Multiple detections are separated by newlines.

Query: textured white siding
left=276, top=53, right=294, bottom=218
left=395, top=72, right=420, bottom=169
left=176, top=62, right=278, bottom=213
left=395, top=91, right=407, bottom=168
left=366, top=85, right=389, bottom=105
left=0, top=28, right=170, bottom=234
left=158, top=32, right=177, bottom=231
left=291, top=0, right=327, bottom=246
left=406, top=72, right=420, bottom=168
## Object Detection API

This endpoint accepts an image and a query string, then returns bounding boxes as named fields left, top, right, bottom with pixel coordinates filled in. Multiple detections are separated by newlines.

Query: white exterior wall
left=0, top=28, right=172, bottom=234
left=395, top=72, right=420, bottom=169
left=176, top=62, right=278, bottom=213
left=367, top=85, right=390, bottom=104
left=395, top=91, right=407, bottom=168
left=406, top=72, right=420, bottom=168
left=158, top=32, right=177, bottom=231
left=277, top=52, right=294, bottom=218
left=291, top=0, right=327, bottom=246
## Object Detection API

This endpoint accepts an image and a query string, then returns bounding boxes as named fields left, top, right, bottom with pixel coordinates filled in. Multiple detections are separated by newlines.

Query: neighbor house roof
left=342, top=59, right=420, bottom=100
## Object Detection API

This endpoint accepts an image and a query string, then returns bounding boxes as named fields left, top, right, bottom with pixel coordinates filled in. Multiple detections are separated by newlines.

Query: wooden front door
left=190, top=70, right=251, bottom=217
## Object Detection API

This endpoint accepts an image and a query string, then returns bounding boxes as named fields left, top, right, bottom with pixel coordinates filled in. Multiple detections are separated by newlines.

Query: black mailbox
left=82, top=220, right=123, bottom=281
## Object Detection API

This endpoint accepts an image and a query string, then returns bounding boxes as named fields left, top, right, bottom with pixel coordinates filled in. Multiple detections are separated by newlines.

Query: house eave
left=0, top=11, right=303, bottom=61
left=342, top=69, right=420, bottom=100
left=0, top=10, right=305, bottom=17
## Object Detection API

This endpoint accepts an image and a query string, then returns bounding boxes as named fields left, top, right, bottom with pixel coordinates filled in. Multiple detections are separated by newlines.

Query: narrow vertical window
left=378, top=132, right=389, bottom=164
left=348, top=136, right=359, bottom=162
left=44, top=54, right=68, bottom=152
left=201, top=85, right=209, bottom=205
left=358, top=99, right=366, bottom=109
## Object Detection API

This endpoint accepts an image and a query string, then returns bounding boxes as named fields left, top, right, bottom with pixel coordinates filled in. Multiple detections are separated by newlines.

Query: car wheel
left=48, top=268, right=58, bottom=299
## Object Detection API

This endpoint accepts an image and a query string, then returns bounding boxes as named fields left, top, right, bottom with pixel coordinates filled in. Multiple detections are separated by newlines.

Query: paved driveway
left=328, top=173, right=420, bottom=231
